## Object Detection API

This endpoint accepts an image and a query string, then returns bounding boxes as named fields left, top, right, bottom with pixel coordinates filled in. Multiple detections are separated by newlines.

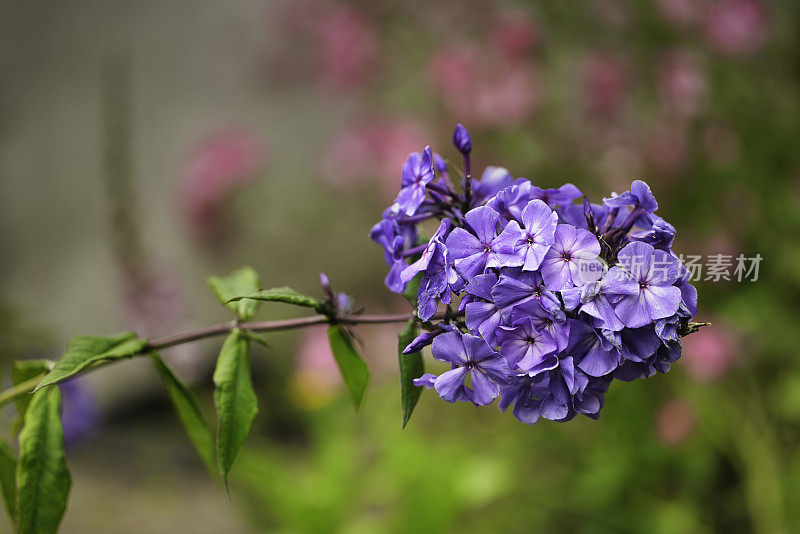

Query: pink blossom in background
left=655, top=399, right=696, bottom=446
left=682, top=322, right=739, bottom=382
left=290, top=326, right=342, bottom=409
left=489, top=9, right=541, bottom=62
left=644, top=122, right=689, bottom=175
left=656, top=51, right=708, bottom=118
left=321, top=117, right=431, bottom=200
left=427, top=45, right=541, bottom=127
left=180, top=129, right=262, bottom=240
left=315, top=4, right=379, bottom=91
left=704, top=0, right=768, bottom=56
left=581, top=52, right=630, bottom=119
left=654, top=0, right=703, bottom=26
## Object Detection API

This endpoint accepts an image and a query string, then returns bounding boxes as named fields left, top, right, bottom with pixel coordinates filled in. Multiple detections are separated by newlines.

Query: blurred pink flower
left=581, top=52, right=630, bottom=119
left=321, top=117, right=431, bottom=200
left=682, top=322, right=739, bottom=382
left=180, top=129, right=262, bottom=240
left=315, top=5, right=380, bottom=91
left=427, top=45, right=541, bottom=127
left=644, top=122, right=689, bottom=175
left=656, top=51, right=708, bottom=118
left=654, top=0, right=703, bottom=26
left=655, top=399, right=696, bottom=446
left=489, top=9, right=541, bottom=62
left=704, top=0, right=768, bottom=56
left=290, top=326, right=342, bottom=409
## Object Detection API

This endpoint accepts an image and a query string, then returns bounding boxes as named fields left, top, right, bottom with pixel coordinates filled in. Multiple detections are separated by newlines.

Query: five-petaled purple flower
left=394, top=146, right=435, bottom=216
left=431, top=331, right=509, bottom=405
left=446, top=206, right=523, bottom=279
left=540, top=224, right=602, bottom=290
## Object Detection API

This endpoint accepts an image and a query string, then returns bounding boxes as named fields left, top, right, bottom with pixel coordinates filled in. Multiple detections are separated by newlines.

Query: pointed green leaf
left=12, top=360, right=52, bottom=421
left=213, top=330, right=258, bottom=491
left=327, top=325, right=369, bottom=408
left=16, top=387, right=71, bottom=534
left=208, top=267, right=261, bottom=321
left=0, top=440, right=16, bottom=525
left=226, top=287, right=321, bottom=310
left=34, top=333, right=146, bottom=392
left=402, top=273, right=422, bottom=309
left=398, top=320, right=424, bottom=428
left=149, top=353, right=216, bottom=476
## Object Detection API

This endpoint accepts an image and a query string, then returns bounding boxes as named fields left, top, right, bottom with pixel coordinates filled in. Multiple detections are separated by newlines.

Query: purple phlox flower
left=676, top=262, right=698, bottom=317
left=445, top=206, right=524, bottom=279
left=497, top=316, right=559, bottom=374
left=566, top=319, right=623, bottom=377
left=538, top=356, right=582, bottom=422
left=452, top=123, right=472, bottom=154
left=472, top=166, right=515, bottom=204
left=630, top=215, right=676, bottom=250
left=416, top=244, right=459, bottom=321
left=573, top=375, right=612, bottom=419
left=558, top=201, right=609, bottom=231
left=464, top=273, right=504, bottom=344
left=508, top=299, right=570, bottom=352
left=433, top=152, right=448, bottom=180
left=615, top=341, right=680, bottom=381
left=508, top=199, right=559, bottom=271
left=412, top=373, right=438, bottom=389
left=562, top=278, right=625, bottom=331
left=59, top=378, right=100, bottom=446
left=541, top=224, right=602, bottom=290
left=486, top=180, right=533, bottom=224
left=404, top=323, right=460, bottom=354
left=400, top=219, right=452, bottom=284
left=530, top=183, right=582, bottom=207
left=499, top=374, right=550, bottom=425
left=492, top=268, right=561, bottom=317
left=603, top=241, right=682, bottom=328
left=619, top=325, right=662, bottom=363
left=603, top=180, right=659, bottom=230
left=432, top=331, right=510, bottom=405
left=395, top=146, right=435, bottom=216
left=655, top=315, right=680, bottom=343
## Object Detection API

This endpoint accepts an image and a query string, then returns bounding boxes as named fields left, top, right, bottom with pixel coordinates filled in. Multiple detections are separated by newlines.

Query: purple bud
left=336, top=292, right=354, bottom=314
left=403, top=331, right=437, bottom=354
left=452, top=123, right=472, bottom=155
left=319, top=272, right=334, bottom=301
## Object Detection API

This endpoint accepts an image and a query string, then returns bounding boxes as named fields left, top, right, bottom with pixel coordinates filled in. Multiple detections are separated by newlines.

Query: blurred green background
left=2, top=0, right=799, bottom=532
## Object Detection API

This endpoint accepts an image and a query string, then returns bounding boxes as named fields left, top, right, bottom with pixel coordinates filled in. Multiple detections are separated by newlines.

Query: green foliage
left=34, top=333, right=146, bottom=392
left=226, top=287, right=322, bottom=311
left=149, top=352, right=216, bottom=476
left=16, top=387, right=71, bottom=534
left=402, top=273, right=422, bottom=309
left=213, top=330, right=258, bottom=491
left=0, top=440, right=16, bottom=525
left=11, top=360, right=51, bottom=427
left=398, top=319, right=424, bottom=428
left=327, top=325, right=369, bottom=408
left=208, top=266, right=261, bottom=321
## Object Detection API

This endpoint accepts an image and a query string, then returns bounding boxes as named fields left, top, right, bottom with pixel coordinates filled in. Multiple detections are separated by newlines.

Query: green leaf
left=398, top=319, right=424, bottom=428
left=0, top=440, right=16, bottom=525
left=327, top=325, right=369, bottom=408
left=149, top=353, right=216, bottom=476
left=12, top=360, right=52, bottom=421
left=34, top=333, right=146, bottom=392
left=226, top=287, right=321, bottom=310
left=402, top=273, right=422, bottom=309
left=16, top=387, right=71, bottom=534
left=213, top=330, right=258, bottom=491
left=208, top=267, right=261, bottom=321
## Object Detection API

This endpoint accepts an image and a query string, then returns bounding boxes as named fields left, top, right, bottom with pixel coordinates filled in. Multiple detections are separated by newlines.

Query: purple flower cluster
left=371, top=125, right=698, bottom=424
